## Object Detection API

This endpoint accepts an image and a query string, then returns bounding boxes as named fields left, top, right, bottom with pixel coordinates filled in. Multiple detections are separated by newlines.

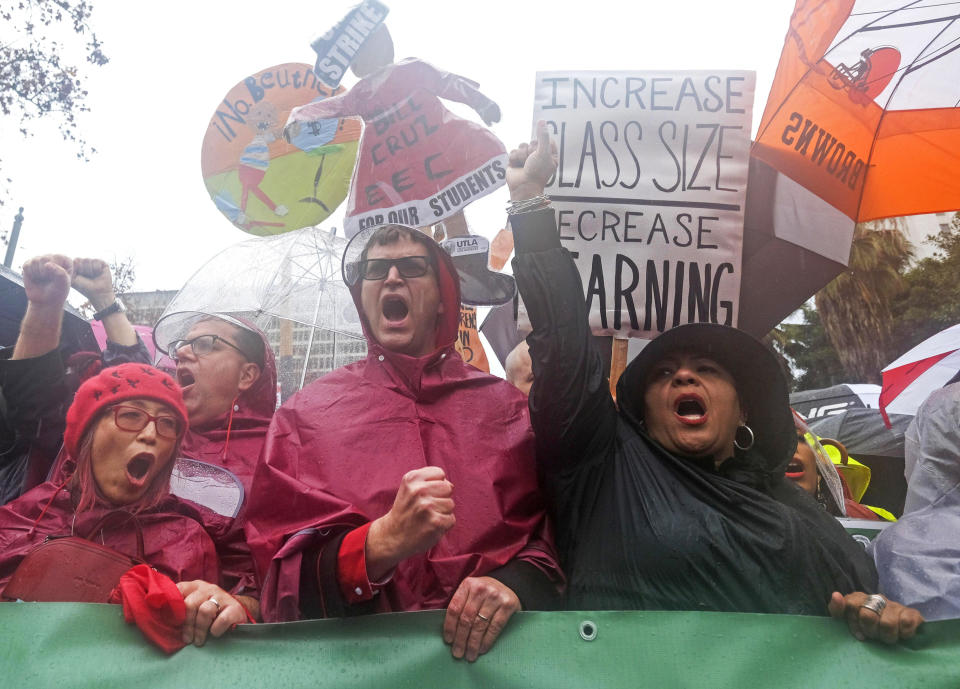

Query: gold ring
left=207, top=596, right=222, bottom=613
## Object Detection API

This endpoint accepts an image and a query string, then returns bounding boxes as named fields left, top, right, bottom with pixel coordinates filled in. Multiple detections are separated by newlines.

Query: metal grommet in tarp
left=579, top=620, right=598, bottom=641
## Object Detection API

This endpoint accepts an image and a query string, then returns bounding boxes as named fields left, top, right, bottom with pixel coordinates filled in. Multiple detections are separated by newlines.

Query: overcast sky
left=1, top=0, right=797, bottom=292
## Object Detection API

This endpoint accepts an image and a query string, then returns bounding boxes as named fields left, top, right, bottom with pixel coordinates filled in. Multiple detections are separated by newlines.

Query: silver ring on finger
left=206, top=596, right=222, bottom=615
left=476, top=613, right=490, bottom=623
left=860, top=594, right=886, bottom=616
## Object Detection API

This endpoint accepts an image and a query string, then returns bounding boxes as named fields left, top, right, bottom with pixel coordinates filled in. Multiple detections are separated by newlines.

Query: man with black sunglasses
left=248, top=224, right=563, bottom=663
left=356, top=233, right=444, bottom=359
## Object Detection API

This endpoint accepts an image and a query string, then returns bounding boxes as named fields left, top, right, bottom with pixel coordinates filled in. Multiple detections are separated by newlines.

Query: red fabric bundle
left=110, top=564, right=186, bottom=654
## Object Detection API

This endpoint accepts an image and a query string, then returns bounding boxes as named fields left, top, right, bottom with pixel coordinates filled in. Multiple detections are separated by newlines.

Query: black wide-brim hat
left=617, top=323, right=794, bottom=473
left=440, top=235, right=515, bottom=307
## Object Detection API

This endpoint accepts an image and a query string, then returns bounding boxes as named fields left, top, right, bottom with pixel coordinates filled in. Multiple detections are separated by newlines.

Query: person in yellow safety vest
left=819, top=441, right=897, bottom=521
left=788, top=410, right=895, bottom=521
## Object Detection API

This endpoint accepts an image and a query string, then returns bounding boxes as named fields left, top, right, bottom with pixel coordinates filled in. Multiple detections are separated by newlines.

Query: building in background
left=123, top=290, right=178, bottom=326
left=122, top=290, right=366, bottom=398
left=901, top=212, right=956, bottom=263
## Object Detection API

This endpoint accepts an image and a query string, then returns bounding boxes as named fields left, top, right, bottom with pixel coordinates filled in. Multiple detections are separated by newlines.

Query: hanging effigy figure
left=285, top=24, right=506, bottom=237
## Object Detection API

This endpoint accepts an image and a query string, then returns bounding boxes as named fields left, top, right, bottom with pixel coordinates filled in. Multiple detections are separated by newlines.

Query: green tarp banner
left=2, top=604, right=958, bottom=688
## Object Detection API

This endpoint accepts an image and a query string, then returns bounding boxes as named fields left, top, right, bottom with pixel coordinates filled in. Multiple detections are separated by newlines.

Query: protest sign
left=201, top=63, right=361, bottom=236
left=455, top=306, right=490, bottom=372
left=286, top=59, right=506, bottom=238
left=533, top=71, right=754, bottom=337
left=311, top=0, right=390, bottom=89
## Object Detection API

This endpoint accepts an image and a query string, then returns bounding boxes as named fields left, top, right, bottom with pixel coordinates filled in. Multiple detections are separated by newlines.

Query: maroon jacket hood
left=346, top=232, right=461, bottom=356
left=181, top=320, right=277, bottom=490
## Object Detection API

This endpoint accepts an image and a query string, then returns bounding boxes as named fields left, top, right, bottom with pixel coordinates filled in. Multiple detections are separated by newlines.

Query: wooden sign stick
left=609, top=337, right=629, bottom=401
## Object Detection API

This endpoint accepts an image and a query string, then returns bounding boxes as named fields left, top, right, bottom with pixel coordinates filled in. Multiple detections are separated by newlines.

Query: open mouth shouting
left=176, top=368, right=196, bottom=391
left=125, top=452, right=155, bottom=489
left=381, top=294, right=410, bottom=325
left=674, top=394, right=707, bottom=425
left=785, top=459, right=806, bottom=480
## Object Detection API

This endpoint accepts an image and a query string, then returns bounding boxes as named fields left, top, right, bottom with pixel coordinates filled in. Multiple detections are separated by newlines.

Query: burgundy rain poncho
left=44, top=325, right=275, bottom=597
left=246, top=235, right=561, bottom=622
left=176, top=322, right=276, bottom=597
left=0, top=482, right=230, bottom=593
left=180, top=323, right=277, bottom=493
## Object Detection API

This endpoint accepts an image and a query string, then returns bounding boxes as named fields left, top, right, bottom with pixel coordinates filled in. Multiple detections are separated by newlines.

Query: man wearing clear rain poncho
left=872, top=381, right=960, bottom=620
left=246, top=222, right=562, bottom=662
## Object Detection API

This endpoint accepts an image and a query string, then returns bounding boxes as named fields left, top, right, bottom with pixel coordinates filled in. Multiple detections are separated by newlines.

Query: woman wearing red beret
left=0, top=363, right=258, bottom=650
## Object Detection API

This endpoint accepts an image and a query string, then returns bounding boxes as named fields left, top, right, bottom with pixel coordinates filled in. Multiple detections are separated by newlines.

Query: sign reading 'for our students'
left=533, top=71, right=754, bottom=337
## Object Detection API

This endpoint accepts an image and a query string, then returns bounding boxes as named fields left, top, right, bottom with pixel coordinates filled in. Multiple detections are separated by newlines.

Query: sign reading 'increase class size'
left=533, top=71, right=754, bottom=338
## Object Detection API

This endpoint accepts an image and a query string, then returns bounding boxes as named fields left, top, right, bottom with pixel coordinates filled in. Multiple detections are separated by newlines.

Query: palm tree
left=814, top=219, right=912, bottom=384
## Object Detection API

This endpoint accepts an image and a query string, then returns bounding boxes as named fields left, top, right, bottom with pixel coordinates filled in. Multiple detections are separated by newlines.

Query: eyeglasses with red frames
left=110, top=405, right=182, bottom=439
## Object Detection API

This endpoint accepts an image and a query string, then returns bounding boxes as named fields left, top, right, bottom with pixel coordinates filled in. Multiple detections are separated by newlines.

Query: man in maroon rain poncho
left=50, top=309, right=278, bottom=500
left=155, top=313, right=278, bottom=606
left=164, top=314, right=278, bottom=493
left=246, top=225, right=562, bottom=662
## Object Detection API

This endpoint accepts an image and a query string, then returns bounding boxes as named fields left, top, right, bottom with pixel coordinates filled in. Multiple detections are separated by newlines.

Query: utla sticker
left=442, top=236, right=488, bottom=257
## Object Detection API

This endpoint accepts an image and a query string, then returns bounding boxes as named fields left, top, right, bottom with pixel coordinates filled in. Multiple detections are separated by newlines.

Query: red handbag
left=2, top=512, right=146, bottom=603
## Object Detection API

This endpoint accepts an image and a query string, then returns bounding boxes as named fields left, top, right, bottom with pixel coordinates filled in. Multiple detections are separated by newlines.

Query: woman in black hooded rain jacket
left=506, top=125, right=923, bottom=644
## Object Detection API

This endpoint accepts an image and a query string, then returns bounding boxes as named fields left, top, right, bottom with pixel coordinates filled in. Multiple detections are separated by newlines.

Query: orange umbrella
left=754, top=0, right=960, bottom=222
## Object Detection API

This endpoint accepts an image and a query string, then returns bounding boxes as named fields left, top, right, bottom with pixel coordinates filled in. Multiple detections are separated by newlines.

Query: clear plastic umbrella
left=153, top=226, right=366, bottom=401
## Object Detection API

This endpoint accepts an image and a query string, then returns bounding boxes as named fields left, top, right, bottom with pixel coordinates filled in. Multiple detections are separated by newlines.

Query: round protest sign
left=201, top=62, right=361, bottom=235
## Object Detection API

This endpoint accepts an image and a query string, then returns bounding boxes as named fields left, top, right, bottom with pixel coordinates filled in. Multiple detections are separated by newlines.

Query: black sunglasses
left=358, top=255, right=430, bottom=281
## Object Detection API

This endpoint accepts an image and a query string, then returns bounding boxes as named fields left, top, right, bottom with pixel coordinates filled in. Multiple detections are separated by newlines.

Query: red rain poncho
left=47, top=324, right=277, bottom=595
left=0, top=482, right=229, bottom=593
left=177, top=322, right=276, bottom=597
left=180, top=322, right=277, bottom=493
left=246, top=235, right=561, bottom=621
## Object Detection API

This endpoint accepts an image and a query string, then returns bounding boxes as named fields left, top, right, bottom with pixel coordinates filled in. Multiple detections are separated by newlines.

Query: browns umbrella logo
left=828, top=46, right=901, bottom=106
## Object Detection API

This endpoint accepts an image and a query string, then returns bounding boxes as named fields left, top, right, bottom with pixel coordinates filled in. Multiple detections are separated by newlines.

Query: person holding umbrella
left=153, top=313, right=277, bottom=495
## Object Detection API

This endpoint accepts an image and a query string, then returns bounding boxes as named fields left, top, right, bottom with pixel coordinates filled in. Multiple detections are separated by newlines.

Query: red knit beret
left=64, top=363, right=188, bottom=459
